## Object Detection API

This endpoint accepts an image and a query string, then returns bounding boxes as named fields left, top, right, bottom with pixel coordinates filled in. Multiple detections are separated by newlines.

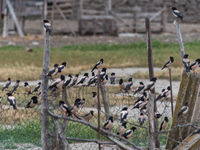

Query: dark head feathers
left=92, top=72, right=95, bottom=76
left=6, top=93, right=12, bottom=96
left=84, top=73, right=89, bottom=77
left=119, top=79, right=123, bottom=85
left=139, top=82, right=144, bottom=85
left=102, top=68, right=107, bottom=72
left=111, top=73, right=115, bottom=76
left=140, top=112, right=144, bottom=115
left=38, top=82, right=41, bottom=85
left=122, top=122, right=127, bottom=127
left=185, top=102, right=189, bottom=106
left=59, top=100, right=65, bottom=106
left=68, top=74, right=72, bottom=78
left=164, top=117, right=169, bottom=122
left=75, top=74, right=79, bottom=77
left=171, top=7, right=177, bottom=10
left=109, top=116, right=113, bottom=122
left=24, top=82, right=29, bottom=86
left=143, top=91, right=147, bottom=97
left=54, top=64, right=59, bottom=67
left=122, top=107, right=128, bottom=111
left=151, top=77, right=157, bottom=82
left=90, top=110, right=94, bottom=115
left=31, top=96, right=38, bottom=103
left=195, top=58, right=200, bottom=63
left=167, top=86, right=171, bottom=90
left=100, top=58, right=104, bottom=63
left=105, top=75, right=108, bottom=80
left=128, top=78, right=132, bottom=82
left=183, top=54, right=189, bottom=58
left=8, top=77, right=11, bottom=81
left=16, top=80, right=20, bottom=83
left=61, top=62, right=67, bottom=66
left=170, top=57, right=174, bottom=62
left=131, top=127, right=137, bottom=131
left=43, top=19, right=49, bottom=23
left=161, top=89, right=165, bottom=92
left=92, top=92, right=97, bottom=97
left=60, top=75, right=65, bottom=80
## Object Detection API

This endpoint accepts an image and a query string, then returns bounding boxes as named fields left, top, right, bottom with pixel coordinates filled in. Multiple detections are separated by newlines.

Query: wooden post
left=2, top=7, right=8, bottom=37
left=161, top=6, right=167, bottom=32
left=43, top=0, right=48, bottom=19
left=41, top=29, right=51, bottom=150
left=100, top=84, right=110, bottom=119
left=97, top=70, right=101, bottom=150
left=51, top=0, right=56, bottom=28
left=173, top=20, right=185, bottom=58
left=105, top=0, right=111, bottom=15
left=169, top=68, right=174, bottom=117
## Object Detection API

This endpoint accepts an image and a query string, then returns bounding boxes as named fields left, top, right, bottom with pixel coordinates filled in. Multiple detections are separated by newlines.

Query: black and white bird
left=192, top=129, right=200, bottom=136
left=31, top=82, right=41, bottom=94
left=163, top=86, right=171, bottom=99
left=119, top=79, right=125, bottom=92
left=81, top=110, right=94, bottom=122
left=99, top=68, right=107, bottom=80
left=182, top=54, right=190, bottom=72
left=47, top=64, right=59, bottom=78
left=138, top=112, right=145, bottom=126
left=134, top=92, right=147, bottom=105
left=110, top=73, right=116, bottom=84
left=26, top=96, right=38, bottom=108
left=77, top=73, right=89, bottom=85
left=123, top=127, right=137, bottom=139
left=63, top=74, right=72, bottom=88
left=133, top=82, right=145, bottom=95
left=190, top=59, right=200, bottom=72
left=117, top=122, right=127, bottom=136
left=70, top=74, right=79, bottom=87
left=143, top=77, right=157, bottom=92
left=59, top=100, right=71, bottom=116
left=87, top=72, right=97, bottom=86
left=132, top=100, right=148, bottom=110
left=43, top=20, right=52, bottom=33
left=178, top=102, right=189, bottom=117
left=171, top=7, right=183, bottom=21
left=156, top=89, right=166, bottom=101
left=120, top=107, right=128, bottom=123
left=49, top=75, right=65, bottom=91
left=102, top=74, right=108, bottom=85
left=160, top=117, right=169, bottom=131
left=58, top=62, right=67, bottom=73
left=155, top=113, right=162, bottom=119
left=2, top=77, right=11, bottom=91
left=103, top=116, right=113, bottom=130
left=91, top=58, right=104, bottom=72
left=24, top=82, right=31, bottom=95
left=124, top=78, right=133, bottom=93
left=161, top=57, right=174, bottom=70
left=7, top=93, right=17, bottom=110
left=10, top=80, right=20, bottom=94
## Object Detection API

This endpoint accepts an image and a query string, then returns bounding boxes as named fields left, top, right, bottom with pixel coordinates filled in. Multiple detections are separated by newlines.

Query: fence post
left=41, top=29, right=51, bottom=149
left=97, top=70, right=101, bottom=150
left=100, top=84, right=110, bottom=119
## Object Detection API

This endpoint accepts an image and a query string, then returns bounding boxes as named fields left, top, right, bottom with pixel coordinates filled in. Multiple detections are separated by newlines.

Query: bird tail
left=1, top=87, right=5, bottom=91
left=13, top=105, right=17, bottom=110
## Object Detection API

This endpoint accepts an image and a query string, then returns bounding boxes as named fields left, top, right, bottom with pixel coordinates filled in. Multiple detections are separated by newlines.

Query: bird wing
left=91, top=61, right=100, bottom=72
left=161, top=60, right=170, bottom=70
left=160, top=121, right=164, bottom=131
left=103, top=120, right=109, bottom=128
left=123, top=130, right=131, bottom=138
left=58, top=65, right=65, bottom=72
left=178, top=106, right=187, bottom=116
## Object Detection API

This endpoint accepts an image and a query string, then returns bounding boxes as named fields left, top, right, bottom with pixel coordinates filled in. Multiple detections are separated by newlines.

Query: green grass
left=0, top=41, right=199, bottom=81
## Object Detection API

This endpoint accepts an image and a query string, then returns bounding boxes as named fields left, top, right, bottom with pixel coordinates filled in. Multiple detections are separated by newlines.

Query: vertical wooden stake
left=2, top=8, right=8, bottom=38
left=41, top=30, right=50, bottom=150
left=169, top=68, right=174, bottom=117
left=97, top=70, right=101, bottom=150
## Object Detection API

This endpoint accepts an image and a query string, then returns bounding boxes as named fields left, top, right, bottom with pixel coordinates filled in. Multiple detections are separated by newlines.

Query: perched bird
left=99, top=68, right=107, bottom=80
left=123, top=127, right=137, bottom=139
left=192, top=129, right=200, bottom=136
left=178, top=102, right=189, bottom=117
left=70, top=74, right=79, bottom=87
left=58, top=62, right=67, bottom=73
left=120, top=107, right=128, bottom=123
left=59, top=101, right=71, bottom=116
left=156, top=89, right=166, bottom=101
left=133, top=82, right=145, bottom=95
left=81, top=110, right=94, bottom=122
left=162, top=86, right=171, bottom=99
left=43, top=20, right=52, bottom=33
left=110, top=73, right=116, bottom=84
left=47, top=64, right=59, bottom=78
left=161, top=57, right=174, bottom=70
left=87, top=72, right=97, bottom=86
left=143, top=77, right=157, bottom=92
left=63, top=74, right=72, bottom=88
left=139, top=101, right=148, bottom=112
left=155, top=113, right=162, bottom=119
left=2, top=77, right=11, bottom=91
left=92, top=92, right=98, bottom=107
left=77, top=73, right=89, bottom=85
left=26, top=96, right=38, bottom=108
left=24, top=82, right=31, bottom=95
left=49, top=75, right=65, bottom=91
left=171, top=7, right=183, bottom=21
left=117, top=122, right=127, bottom=136
left=103, top=116, right=113, bottom=130
left=138, top=112, right=145, bottom=126
left=10, top=80, right=20, bottom=94
left=132, top=100, right=148, bottom=110
left=160, top=117, right=169, bottom=131
left=119, top=79, right=125, bottom=92
left=182, top=54, right=190, bottom=72
left=31, top=82, right=41, bottom=94
left=190, top=59, right=200, bottom=72
left=102, top=75, right=108, bottom=85
left=134, top=92, right=147, bottom=105
left=124, top=78, right=133, bottom=93
left=71, top=98, right=84, bottom=114
left=91, top=58, right=104, bottom=72
left=7, top=93, right=17, bottom=110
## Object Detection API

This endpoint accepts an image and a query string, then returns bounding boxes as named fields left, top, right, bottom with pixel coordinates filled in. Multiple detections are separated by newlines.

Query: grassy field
left=0, top=41, right=199, bottom=81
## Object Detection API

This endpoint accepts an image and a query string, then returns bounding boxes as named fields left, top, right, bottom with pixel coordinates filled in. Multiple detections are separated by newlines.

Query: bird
left=134, top=92, right=147, bottom=105
left=160, top=117, right=169, bottom=131
left=117, top=122, right=127, bottom=136
left=119, top=79, right=125, bottom=92
left=47, top=64, right=59, bottom=78
left=120, top=107, right=128, bottom=123
left=49, top=75, right=65, bottom=91
left=102, top=75, right=108, bottom=85
left=2, top=77, right=11, bottom=91
left=7, top=93, right=17, bottom=110
left=59, top=100, right=71, bottom=116
left=132, top=100, right=148, bottom=110
left=92, top=92, right=98, bottom=107
left=156, top=89, right=166, bottom=101
left=91, top=58, right=104, bottom=72
left=161, top=57, right=174, bottom=70
left=155, top=113, right=162, bottom=119
left=162, top=86, right=171, bottom=100
left=70, top=74, right=79, bottom=87
left=143, top=77, right=157, bottom=92
left=133, top=82, right=145, bottom=95
left=81, top=110, right=94, bottom=122
left=124, top=78, right=133, bottom=93
left=63, top=74, right=72, bottom=88
left=182, top=54, right=190, bottom=72
left=103, top=116, right=113, bottom=130
left=123, top=127, right=137, bottom=139
left=110, top=73, right=116, bottom=84
left=71, top=98, right=83, bottom=115
left=178, top=102, right=189, bottom=117
left=192, top=129, right=200, bottom=136
left=87, top=72, right=97, bottom=86
left=138, top=112, right=145, bottom=126
left=58, top=62, right=67, bottom=73
left=10, top=80, right=20, bottom=94
left=31, top=82, right=41, bottom=94
left=77, top=73, right=89, bottom=85
left=190, top=59, right=200, bottom=72
left=26, top=96, right=38, bottom=108
left=99, top=68, right=107, bottom=80
left=43, top=20, right=52, bottom=33
left=171, top=7, right=183, bottom=21
left=24, top=82, right=31, bottom=95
